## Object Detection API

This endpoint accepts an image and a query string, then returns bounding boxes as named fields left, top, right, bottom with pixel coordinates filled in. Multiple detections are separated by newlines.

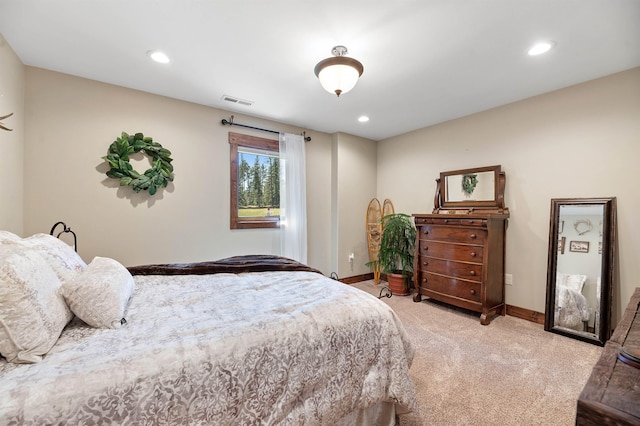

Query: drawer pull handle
left=470, top=289, right=476, bottom=295
left=470, top=252, right=477, bottom=257
left=470, top=233, right=477, bottom=239
left=444, top=219, right=449, bottom=223
left=423, top=278, right=428, bottom=283
left=470, top=271, right=476, bottom=276
left=423, top=229, right=429, bottom=234
left=423, top=261, right=428, bottom=266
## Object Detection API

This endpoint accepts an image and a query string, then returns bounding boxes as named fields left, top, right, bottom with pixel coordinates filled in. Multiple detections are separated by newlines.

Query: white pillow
left=556, top=273, right=587, bottom=293
left=62, top=257, right=135, bottom=329
left=0, top=230, right=22, bottom=243
left=0, top=245, right=73, bottom=363
left=564, top=274, right=587, bottom=293
left=21, top=233, right=86, bottom=283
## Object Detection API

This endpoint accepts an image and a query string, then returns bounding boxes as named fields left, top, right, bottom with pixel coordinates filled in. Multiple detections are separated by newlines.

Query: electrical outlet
left=505, top=274, right=513, bottom=286
left=348, top=253, right=355, bottom=263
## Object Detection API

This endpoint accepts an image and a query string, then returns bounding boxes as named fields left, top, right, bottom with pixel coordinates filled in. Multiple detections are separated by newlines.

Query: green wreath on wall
left=103, top=132, right=174, bottom=195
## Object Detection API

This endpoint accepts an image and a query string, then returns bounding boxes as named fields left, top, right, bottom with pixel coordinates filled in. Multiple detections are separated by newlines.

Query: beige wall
left=306, top=132, right=334, bottom=275
left=0, top=34, right=24, bottom=234
left=332, top=132, right=377, bottom=278
left=23, top=68, right=336, bottom=274
left=377, top=67, right=640, bottom=324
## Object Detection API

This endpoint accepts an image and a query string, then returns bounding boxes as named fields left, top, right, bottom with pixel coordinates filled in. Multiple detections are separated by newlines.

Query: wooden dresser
left=412, top=165, right=509, bottom=325
left=413, top=213, right=508, bottom=325
left=576, top=287, right=640, bottom=425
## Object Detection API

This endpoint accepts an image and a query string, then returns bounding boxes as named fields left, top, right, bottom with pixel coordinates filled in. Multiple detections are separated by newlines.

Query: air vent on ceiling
left=221, top=95, right=254, bottom=106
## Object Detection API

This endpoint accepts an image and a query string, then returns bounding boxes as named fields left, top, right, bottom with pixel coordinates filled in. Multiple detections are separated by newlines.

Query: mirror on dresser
left=544, top=197, right=616, bottom=346
left=436, top=165, right=507, bottom=213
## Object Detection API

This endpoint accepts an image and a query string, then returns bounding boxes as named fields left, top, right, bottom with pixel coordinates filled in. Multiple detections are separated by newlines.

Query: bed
left=0, top=231, right=417, bottom=425
left=554, top=273, right=590, bottom=331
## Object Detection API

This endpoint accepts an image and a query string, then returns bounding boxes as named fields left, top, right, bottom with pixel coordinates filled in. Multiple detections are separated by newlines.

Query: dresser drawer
left=415, top=217, right=487, bottom=227
left=419, top=240, right=484, bottom=263
left=419, top=226, right=486, bottom=244
left=418, top=272, right=481, bottom=303
left=418, top=256, right=482, bottom=282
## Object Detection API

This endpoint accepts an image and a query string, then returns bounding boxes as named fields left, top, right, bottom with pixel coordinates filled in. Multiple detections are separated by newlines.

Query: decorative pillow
left=0, top=245, right=73, bottom=363
left=0, top=230, right=22, bottom=243
left=62, top=257, right=135, bottom=329
left=21, top=233, right=86, bottom=283
left=564, top=274, right=587, bottom=293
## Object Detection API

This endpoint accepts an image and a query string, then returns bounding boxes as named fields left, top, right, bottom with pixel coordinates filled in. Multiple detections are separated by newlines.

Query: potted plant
left=378, top=213, right=416, bottom=295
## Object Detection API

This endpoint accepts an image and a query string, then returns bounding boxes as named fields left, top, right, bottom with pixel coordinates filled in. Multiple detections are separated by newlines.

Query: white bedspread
left=555, top=285, right=590, bottom=331
left=0, top=271, right=417, bottom=425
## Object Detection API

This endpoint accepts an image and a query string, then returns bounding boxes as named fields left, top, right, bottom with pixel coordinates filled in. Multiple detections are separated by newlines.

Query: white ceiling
left=1, top=0, right=639, bottom=141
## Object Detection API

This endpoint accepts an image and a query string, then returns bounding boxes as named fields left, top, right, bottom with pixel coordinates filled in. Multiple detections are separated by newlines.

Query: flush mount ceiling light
left=147, top=50, right=171, bottom=64
left=528, top=41, right=556, bottom=56
left=314, top=46, right=364, bottom=97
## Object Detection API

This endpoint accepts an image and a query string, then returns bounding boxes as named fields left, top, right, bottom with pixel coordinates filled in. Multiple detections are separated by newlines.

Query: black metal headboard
left=49, top=221, right=77, bottom=252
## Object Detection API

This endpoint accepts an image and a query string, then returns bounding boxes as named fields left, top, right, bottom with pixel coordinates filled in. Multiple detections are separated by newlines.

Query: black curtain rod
left=221, top=116, right=311, bottom=141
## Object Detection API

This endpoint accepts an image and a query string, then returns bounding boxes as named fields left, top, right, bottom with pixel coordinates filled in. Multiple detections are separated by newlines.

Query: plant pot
left=386, top=272, right=410, bottom=296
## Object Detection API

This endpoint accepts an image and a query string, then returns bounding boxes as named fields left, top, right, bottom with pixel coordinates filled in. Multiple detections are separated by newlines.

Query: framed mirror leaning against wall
left=544, top=197, right=617, bottom=346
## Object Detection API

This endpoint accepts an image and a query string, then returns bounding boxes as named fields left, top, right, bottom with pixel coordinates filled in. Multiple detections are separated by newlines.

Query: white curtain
left=279, top=132, right=307, bottom=263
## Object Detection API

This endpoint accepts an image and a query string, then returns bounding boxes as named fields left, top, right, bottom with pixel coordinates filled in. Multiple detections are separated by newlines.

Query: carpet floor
left=351, top=280, right=603, bottom=426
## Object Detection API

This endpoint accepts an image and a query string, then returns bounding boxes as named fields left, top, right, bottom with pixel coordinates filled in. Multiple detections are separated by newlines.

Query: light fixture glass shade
left=314, top=47, right=364, bottom=97
left=317, top=63, right=360, bottom=96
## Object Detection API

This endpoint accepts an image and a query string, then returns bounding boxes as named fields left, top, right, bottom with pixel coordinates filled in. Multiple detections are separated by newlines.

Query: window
left=229, top=132, right=280, bottom=229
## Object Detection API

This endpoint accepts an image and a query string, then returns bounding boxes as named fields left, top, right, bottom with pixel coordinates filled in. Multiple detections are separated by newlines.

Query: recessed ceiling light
left=147, top=50, right=171, bottom=64
left=528, top=41, right=555, bottom=56
left=358, top=115, right=370, bottom=123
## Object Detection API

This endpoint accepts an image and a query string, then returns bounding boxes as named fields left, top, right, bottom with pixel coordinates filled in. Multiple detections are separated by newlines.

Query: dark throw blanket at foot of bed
left=127, top=254, right=323, bottom=276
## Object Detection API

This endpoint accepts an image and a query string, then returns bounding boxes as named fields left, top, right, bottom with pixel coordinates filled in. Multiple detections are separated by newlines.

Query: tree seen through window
left=237, top=150, right=280, bottom=217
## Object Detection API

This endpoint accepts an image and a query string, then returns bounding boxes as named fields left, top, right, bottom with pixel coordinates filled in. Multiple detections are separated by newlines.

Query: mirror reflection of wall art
left=573, top=218, right=593, bottom=235
left=461, top=173, right=478, bottom=197
left=558, top=236, right=566, bottom=254
left=569, top=240, right=589, bottom=253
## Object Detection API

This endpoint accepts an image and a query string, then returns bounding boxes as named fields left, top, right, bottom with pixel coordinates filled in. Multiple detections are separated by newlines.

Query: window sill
left=231, top=218, right=280, bottom=229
